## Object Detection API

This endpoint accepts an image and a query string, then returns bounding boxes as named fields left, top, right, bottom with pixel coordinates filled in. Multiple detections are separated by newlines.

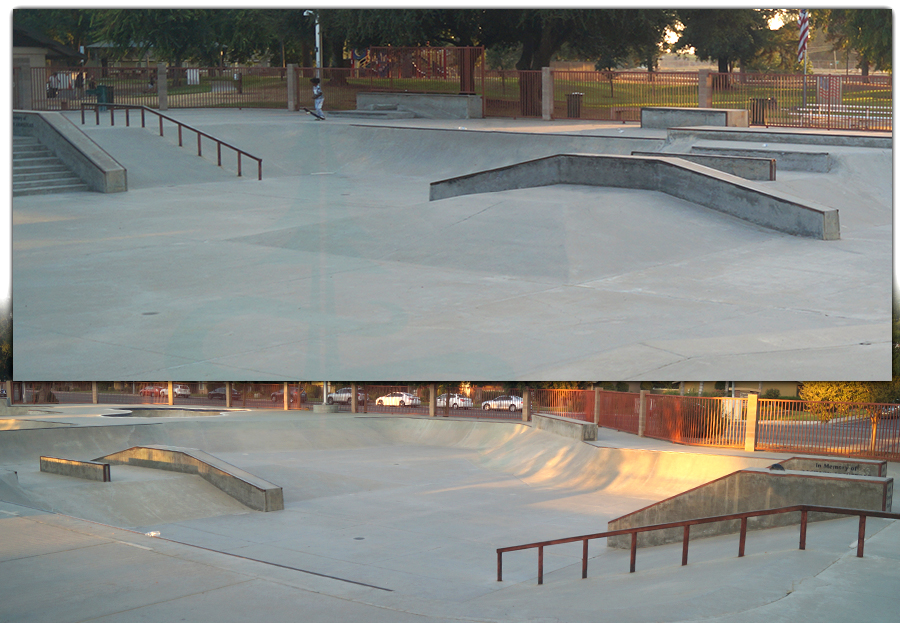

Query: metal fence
left=644, top=394, right=747, bottom=448
left=531, top=389, right=594, bottom=423
left=29, top=63, right=891, bottom=131
left=756, top=398, right=900, bottom=458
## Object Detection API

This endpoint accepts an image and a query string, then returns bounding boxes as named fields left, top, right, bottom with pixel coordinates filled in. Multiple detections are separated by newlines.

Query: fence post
left=287, top=64, right=299, bottom=111
left=168, top=381, right=174, bottom=406
left=698, top=69, right=712, bottom=108
left=157, top=63, right=168, bottom=111
left=522, top=388, right=531, bottom=422
left=429, top=383, right=436, bottom=417
left=638, top=390, right=648, bottom=437
left=4, top=381, right=11, bottom=406
left=225, top=381, right=232, bottom=408
left=541, top=67, right=553, bottom=120
left=284, top=382, right=289, bottom=411
left=593, top=388, right=601, bottom=426
left=744, top=393, right=759, bottom=452
left=91, top=381, right=98, bottom=404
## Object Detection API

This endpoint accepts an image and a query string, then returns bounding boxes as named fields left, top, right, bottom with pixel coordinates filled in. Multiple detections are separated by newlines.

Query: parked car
left=271, top=388, right=307, bottom=404
left=375, top=392, right=421, bottom=407
left=208, top=386, right=242, bottom=401
left=139, top=385, right=165, bottom=397
left=482, top=395, right=523, bottom=411
left=878, top=404, right=900, bottom=418
left=436, top=393, right=473, bottom=409
left=159, top=384, right=191, bottom=398
left=326, top=387, right=366, bottom=405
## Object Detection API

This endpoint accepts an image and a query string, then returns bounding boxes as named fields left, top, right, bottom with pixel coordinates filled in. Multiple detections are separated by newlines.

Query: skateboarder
left=311, top=77, right=324, bottom=120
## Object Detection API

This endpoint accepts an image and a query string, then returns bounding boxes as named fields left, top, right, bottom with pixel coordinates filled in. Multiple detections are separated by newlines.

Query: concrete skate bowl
left=0, top=413, right=774, bottom=530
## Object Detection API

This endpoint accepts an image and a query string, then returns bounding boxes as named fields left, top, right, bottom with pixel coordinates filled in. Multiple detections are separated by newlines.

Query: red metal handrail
left=80, top=103, right=262, bottom=181
left=496, top=504, right=900, bottom=584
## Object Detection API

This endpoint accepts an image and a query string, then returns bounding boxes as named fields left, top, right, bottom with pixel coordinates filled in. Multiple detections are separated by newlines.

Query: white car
left=436, top=393, right=473, bottom=409
left=375, top=392, right=421, bottom=407
left=326, top=387, right=366, bottom=405
left=159, top=384, right=191, bottom=398
left=482, top=395, right=523, bottom=411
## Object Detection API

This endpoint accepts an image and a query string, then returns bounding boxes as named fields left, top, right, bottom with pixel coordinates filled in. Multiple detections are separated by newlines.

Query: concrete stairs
left=13, top=136, right=89, bottom=196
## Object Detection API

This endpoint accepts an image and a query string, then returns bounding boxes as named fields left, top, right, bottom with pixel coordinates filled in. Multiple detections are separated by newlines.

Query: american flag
left=798, top=9, right=809, bottom=63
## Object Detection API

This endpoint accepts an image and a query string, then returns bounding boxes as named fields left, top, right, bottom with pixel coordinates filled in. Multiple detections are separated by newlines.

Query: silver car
left=482, top=395, right=523, bottom=411
left=437, top=393, right=473, bottom=409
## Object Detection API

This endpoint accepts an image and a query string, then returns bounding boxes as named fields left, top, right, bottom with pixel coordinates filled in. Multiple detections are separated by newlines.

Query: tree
left=0, top=299, right=10, bottom=382
left=814, top=9, right=891, bottom=76
left=676, top=9, right=777, bottom=73
left=13, top=8, right=100, bottom=52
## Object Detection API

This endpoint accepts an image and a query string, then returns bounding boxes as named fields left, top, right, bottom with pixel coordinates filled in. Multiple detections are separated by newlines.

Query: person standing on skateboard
left=311, top=77, right=325, bottom=120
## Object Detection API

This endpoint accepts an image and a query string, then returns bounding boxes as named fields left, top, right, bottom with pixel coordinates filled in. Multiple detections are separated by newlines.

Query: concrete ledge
left=12, top=110, right=127, bottom=193
left=430, top=153, right=840, bottom=240
left=642, top=107, right=749, bottom=129
left=357, top=92, right=483, bottom=119
left=690, top=146, right=831, bottom=173
left=631, top=151, right=775, bottom=181
left=607, top=467, right=892, bottom=549
left=312, top=404, right=340, bottom=413
left=780, top=457, right=887, bottom=478
left=101, top=408, right=224, bottom=418
left=97, top=445, right=283, bottom=511
left=532, top=413, right=597, bottom=441
left=41, top=456, right=111, bottom=482
left=668, top=126, right=892, bottom=149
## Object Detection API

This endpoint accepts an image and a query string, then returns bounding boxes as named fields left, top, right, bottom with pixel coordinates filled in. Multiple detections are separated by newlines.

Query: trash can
left=566, top=92, right=584, bottom=118
left=749, top=97, right=772, bottom=125
left=89, top=84, right=114, bottom=111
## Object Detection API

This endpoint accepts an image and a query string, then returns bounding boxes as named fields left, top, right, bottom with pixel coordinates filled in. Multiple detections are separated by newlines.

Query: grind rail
left=80, top=103, right=262, bottom=180
left=496, top=504, right=900, bottom=584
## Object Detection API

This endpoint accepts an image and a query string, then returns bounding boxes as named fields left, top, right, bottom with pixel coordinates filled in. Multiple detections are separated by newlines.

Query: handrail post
left=217, top=143, right=222, bottom=167
left=857, top=515, right=866, bottom=557
left=629, top=532, right=637, bottom=573
left=739, top=517, right=748, bottom=557
left=95, top=105, right=100, bottom=125
left=582, top=539, right=588, bottom=579
left=197, top=131, right=202, bottom=157
left=238, top=153, right=242, bottom=177
left=141, top=107, right=146, bottom=128
left=538, top=546, right=544, bottom=585
left=110, top=106, right=114, bottom=126
left=178, top=124, right=182, bottom=147
left=81, top=105, right=85, bottom=125
left=258, top=159, right=262, bottom=181
left=497, top=551, right=502, bottom=582
left=681, top=525, right=690, bottom=566
left=159, top=115, right=163, bottom=137
left=799, top=510, right=808, bottom=550
left=125, top=107, right=130, bottom=126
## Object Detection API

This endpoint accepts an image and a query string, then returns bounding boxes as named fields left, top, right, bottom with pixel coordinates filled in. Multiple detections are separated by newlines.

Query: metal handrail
left=496, top=504, right=900, bottom=585
left=80, top=103, right=262, bottom=181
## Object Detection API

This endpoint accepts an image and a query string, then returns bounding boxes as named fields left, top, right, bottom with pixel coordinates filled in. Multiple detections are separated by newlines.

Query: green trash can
left=88, top=84, right=115, bottom=111
left=566, top=92, right=584, bottom=118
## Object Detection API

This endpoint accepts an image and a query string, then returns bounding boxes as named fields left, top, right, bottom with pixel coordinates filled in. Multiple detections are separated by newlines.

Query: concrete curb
left=430, top=153, right=840, bottom=239
left=631, top=150, right=776, bottom=180
left=532, top=412, right=597, bottom=441
left=40, top=456, right=111, bottom=482
left=668, top=126, right=892, bottom=149
left=12, top=110, right=127, bottom=193
left=97, top=445, right=284, bottom=512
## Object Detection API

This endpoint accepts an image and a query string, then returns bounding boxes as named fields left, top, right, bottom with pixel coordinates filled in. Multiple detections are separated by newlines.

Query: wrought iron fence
left=33, top=66, right=160, bottom=112
left=594, top=389, right=640, bottom=434
left=644, top=394, right=747, bottom=448
left=531, top=389, right=594, bottom=423
left=165, top=66, right=289, bottom=109
left=757, top=398, right=900, bottom=459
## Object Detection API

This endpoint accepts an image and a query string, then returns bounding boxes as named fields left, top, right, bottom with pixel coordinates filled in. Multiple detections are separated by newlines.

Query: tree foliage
left=676, top=9, right=777, bottom=73
left=0, top=300, right=10, bottom=382
left=813, top=9, right=891, bottom=74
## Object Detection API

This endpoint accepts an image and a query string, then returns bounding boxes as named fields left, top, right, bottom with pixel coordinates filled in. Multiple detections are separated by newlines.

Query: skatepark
left=10, top=109, right=893, bottom=381
left=0, top=407, right=897, bottom=622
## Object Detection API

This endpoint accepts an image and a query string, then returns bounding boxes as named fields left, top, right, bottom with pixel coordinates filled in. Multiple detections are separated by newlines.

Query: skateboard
left=302, top=107, right=325, bottom=120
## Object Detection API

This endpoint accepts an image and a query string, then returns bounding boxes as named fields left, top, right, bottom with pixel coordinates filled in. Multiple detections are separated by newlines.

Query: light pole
left=304, top=10, right=322, bottom=77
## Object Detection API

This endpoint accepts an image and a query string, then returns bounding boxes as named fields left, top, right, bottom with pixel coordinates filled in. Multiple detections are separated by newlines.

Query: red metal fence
left=644, top=394, right=747, bottom=448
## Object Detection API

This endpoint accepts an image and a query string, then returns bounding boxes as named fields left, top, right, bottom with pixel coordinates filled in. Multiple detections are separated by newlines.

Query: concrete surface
left=608, top=467, right=893, bottom=548
left=12, top=110, right=127, bottom=192
left=430, top=153, right=839, bottom=238
left=0, top=410, right=897, bottom=623
left=642, top=107, right=749, bottom=129
left=780, top=456, right=887, bottom=478
left=10, top=111, right=892, bottom=380
left=99, top=445, right=284, bottom=511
